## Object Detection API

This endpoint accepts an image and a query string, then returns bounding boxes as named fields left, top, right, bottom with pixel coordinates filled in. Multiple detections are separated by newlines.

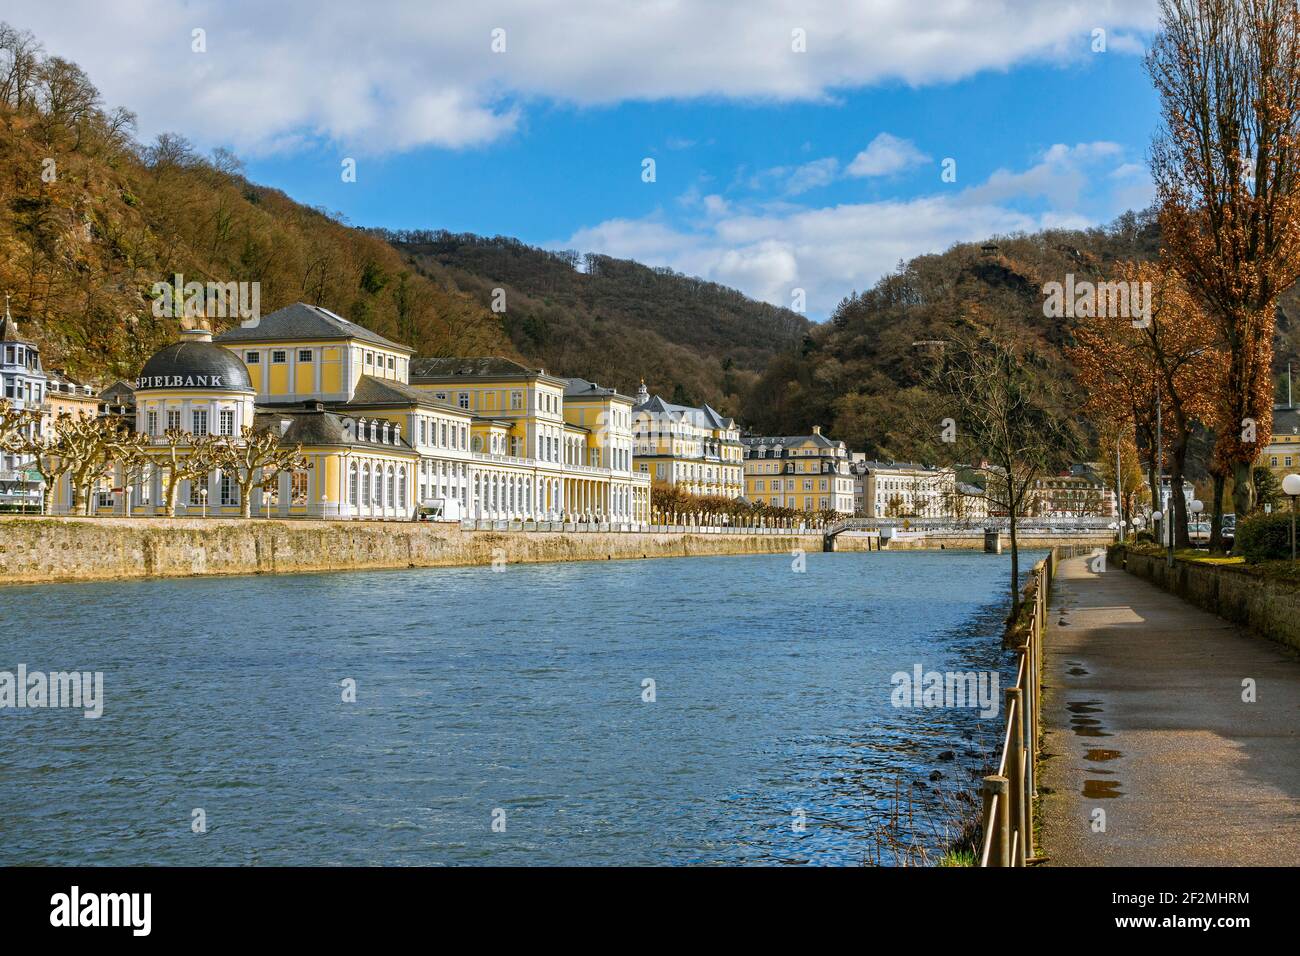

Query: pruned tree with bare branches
left=155, top=428, right=220, bottom=517
left=213, top=426, right=311, bottom=519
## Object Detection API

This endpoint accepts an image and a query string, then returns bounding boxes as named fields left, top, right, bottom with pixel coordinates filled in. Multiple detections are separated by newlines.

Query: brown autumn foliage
left=1068, top=261, right=1226, bottom=545
left=1148, top=0, right=1300, bottom=521
left=0, top=22, right=515, bottom=386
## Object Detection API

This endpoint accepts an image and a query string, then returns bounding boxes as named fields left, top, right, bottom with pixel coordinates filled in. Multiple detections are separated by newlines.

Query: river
left=0, top=549, right=1040, bottom=865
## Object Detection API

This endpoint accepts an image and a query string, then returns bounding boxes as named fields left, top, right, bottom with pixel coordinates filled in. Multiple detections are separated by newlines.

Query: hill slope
left=384, top=231, right=811, bottom=413
left=0, top=23, right=514, bottom=384
left=738, top=209, right=1300, bottom=460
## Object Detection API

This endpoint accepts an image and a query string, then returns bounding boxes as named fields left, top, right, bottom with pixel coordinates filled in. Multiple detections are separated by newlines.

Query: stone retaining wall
left=0, top=516, right=1118, bottom=586
left=0, top=516, right=827, bottom=585
left=1111, top=545, right=1300, bottom=652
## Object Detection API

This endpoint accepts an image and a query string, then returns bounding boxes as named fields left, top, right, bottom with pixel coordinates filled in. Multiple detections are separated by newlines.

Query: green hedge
left=1236, top=511, right=1300, bottom=563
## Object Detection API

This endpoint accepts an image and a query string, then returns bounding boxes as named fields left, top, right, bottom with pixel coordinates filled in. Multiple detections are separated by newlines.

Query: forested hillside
left=0, top=23, right=513, bottom=384
left=4, top=20, right=1297, bottom=450
left=738, top=210, right=1300, bottom=461
left=384, top=231, right=810, bottom=412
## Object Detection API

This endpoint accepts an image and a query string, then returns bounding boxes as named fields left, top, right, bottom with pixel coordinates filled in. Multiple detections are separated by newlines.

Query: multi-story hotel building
left=853, top=460, right=957, bottom=519
left=53, top=303, right=650, bottom=522
left=631, top=383, right=743, bottom=497
left=1027, top=465, right=1116, bottom=519
left=1, top=304, right=48, bottom=509
left=406, top=359, right=649, bottom=522
left=741, top=427, right=855, bottom=515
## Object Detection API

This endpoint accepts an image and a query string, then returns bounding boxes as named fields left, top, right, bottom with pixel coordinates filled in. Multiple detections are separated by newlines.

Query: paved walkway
left=1039, top=554, right=1300, bottom=865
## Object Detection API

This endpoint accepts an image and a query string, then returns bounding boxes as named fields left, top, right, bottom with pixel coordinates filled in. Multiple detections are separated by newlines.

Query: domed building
left=133, top=328, right=258, bottom=441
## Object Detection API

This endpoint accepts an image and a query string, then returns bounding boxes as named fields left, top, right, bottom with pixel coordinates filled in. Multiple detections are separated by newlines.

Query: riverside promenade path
left=1039, top=554, right=1300, bottom=865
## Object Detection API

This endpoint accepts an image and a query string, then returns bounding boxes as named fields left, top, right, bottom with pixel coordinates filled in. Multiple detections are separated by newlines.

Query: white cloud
left=561, top=144, right=1139, bottom=317
left=783, top=158, right=841, bottom=195
left=846, top=133, right=931, bottom=178
left=960, top=142, right=1125, bottom=210
left=1, top=0, right=1159, bottom=154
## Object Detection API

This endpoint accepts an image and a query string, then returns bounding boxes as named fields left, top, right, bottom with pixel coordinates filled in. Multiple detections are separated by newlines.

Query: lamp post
left=1283, top=474, right=1300, bottom=562
left=1190, top=498, right=1204, bottom=549
left=199, top=487, right=208, bottom=519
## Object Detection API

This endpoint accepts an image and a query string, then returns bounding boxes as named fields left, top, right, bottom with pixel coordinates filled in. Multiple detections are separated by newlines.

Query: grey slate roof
left=632, top=393, right=735, bottom=430
left=1, top=308, right=33, bottom=345
left=854, top=459, right=940, bottom=473
left=259, top=407, right=417, bottom=453
left=1274, top=403, right=1300, bottom=435
left=742, top=432, right=839, bottom=449
left=347, top=375, right=461, bottom=411
left=562, top=377, right=634, bottom=402
left=98, top=380, right=136, bottom=407
left=215, top=303, right=412, bottom=352
left=409, top=356, right=562, bottom=382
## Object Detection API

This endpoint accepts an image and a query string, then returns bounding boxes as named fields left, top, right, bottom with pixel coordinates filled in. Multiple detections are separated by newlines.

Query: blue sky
left=8, top=0, right=1163, bottom=318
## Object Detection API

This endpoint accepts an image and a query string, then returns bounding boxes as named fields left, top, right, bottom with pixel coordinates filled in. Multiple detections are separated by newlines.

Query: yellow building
left=1261, top=404, right=1300, bottom=478
left=45, top=370, right=99, bottom=421
left=631, top=383, right=743, bottom=497
left=407, top=358, right=651, bottom=521
left=49, top=302, right=654, bottom=522
left=741, top=427, right=855, bottom=514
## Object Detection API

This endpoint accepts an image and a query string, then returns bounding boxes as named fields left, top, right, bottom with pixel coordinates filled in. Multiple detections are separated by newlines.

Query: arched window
left=349, top=462, right=358, bottom=506
left=361, top=464, right=371, bottom=506
left=398, top=467, right=407, bottom=510
left=387, top=466, right=395, bottom=509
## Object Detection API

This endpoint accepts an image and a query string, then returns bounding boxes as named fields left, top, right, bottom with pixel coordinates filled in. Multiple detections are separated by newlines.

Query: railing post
left=1003, top=686, right=1024, bottom=868
left=983, top=775, right=1010, bottom=866
left=1006, top=688, right=1026, bottom=866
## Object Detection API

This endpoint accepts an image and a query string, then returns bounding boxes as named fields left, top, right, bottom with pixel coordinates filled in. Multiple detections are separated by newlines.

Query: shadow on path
left=1039, top=555, right=1300, bottom=866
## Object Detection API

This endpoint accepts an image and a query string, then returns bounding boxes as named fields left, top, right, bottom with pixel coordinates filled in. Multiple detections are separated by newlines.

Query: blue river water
left=0, top=549, right=1039, bottom=866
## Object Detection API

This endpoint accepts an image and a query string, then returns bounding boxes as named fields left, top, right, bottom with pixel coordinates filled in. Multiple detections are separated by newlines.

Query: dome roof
left=136, top=335, right=252, bottom=393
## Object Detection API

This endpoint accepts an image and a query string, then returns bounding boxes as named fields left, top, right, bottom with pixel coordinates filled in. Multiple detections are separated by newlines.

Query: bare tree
left=155, top=428, right=220, bottom=517
left=212, top=426, right=311, bottom=519
left=6, top=408, right=72, bottom=514
left=921, top=329, right=1077, bottom=617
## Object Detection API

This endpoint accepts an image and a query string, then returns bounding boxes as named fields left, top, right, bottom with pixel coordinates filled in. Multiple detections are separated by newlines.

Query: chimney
left=811, top=425, right=822, bottom=435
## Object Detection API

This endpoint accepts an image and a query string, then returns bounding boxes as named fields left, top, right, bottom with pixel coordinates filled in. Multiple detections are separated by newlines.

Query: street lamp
left=1190, top=499, right=1204, bottom=547
left=1283, top=474, right=1300, bottom=562
left=199, top=487, right=208, bottom=519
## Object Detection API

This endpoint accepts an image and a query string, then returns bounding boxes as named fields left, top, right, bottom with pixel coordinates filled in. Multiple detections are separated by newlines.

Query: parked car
left=1220, top=513, right=1236, bottom=549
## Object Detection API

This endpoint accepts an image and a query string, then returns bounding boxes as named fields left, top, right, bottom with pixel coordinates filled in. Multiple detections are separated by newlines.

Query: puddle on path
left=1082, top=779, right=1124, bottom=799
left=1069, top=703, right=1125, bottom=799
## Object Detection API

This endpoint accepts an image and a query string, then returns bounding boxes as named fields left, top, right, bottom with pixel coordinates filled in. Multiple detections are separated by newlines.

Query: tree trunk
left=1170, top=464, right=1190, bottom=549
left=1008, top=506, right=1020, bottom=620
left=1230, top=460, right=1254, bottom=553
left=1208, top=472, right=1226, bottom=553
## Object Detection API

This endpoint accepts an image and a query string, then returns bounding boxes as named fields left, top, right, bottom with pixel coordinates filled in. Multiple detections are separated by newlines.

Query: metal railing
left=978, top=548, right=1054, bottom=867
